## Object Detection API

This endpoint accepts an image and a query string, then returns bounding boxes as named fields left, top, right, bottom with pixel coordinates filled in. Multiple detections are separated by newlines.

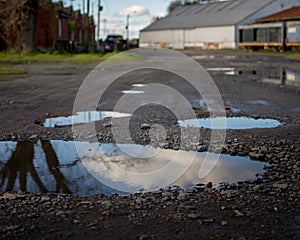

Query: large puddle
left=178, top=117, right=281, bottom=129
left=0, top=140, right=267, bottom=195
left=43, top=111, right=131, bottom=127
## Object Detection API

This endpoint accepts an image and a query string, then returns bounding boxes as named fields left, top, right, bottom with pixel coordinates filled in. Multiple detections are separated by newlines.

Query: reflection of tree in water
left=0, top=140, right=70, bottom=194
left=41, top=140, right=70, bottom=193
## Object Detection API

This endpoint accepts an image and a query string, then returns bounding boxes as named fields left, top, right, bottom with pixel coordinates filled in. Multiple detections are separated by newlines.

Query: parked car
left=104, top=34, right=125, bottom=52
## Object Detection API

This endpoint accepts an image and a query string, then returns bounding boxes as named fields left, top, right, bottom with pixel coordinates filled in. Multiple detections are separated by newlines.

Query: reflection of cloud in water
left=81, top=144, right=267, bottom=192
left=44, top=111, right=131, bottom=127
left=0, top=141, right=267, bottom=195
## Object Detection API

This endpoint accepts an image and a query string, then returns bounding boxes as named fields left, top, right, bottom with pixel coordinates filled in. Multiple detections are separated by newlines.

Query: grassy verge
left=0, top=52, right=117, bottom=65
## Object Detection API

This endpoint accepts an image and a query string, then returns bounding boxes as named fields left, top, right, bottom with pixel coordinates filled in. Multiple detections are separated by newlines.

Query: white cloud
left=114, top=5, right=149, bottom=17
left=103, top=18, right=123, bottom=25
left=131, top=17, right=151, bottom=26
left=152, top=12, right=167, bottom=18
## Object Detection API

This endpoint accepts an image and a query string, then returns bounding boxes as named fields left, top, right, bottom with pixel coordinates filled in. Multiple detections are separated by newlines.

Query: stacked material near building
left=140, top=0, right=300, bottom=49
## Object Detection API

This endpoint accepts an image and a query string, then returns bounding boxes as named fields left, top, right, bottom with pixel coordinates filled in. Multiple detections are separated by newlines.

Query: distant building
left=140, top=0, right=300, bottom=49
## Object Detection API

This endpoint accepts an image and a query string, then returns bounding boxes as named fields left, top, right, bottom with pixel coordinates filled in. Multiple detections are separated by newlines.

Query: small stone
left=29, top=134, right=38, bottom=140
left=221, top=221, right=228, bottom=226
left=74, top=219, right=81, bottom=224
left=273, top=183, right=288, bottom=190
left=187, top=213, right=201, bottom=219
left=3, top=192, right=26, bottom=200
left=234, top=210, right=244, bottom=217
left=140, top=123, right=151, bottom=130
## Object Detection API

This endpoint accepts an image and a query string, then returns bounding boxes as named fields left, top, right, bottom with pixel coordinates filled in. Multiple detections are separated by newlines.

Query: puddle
left=206, top=66, right=300, bottom=87
left=178, top=117, right=281, bottom=129
left=262, top=69, right=300, bottom=87
left=43, top=111, right=131, bottom=128
left=192, top=55, right=215, bottom=59
left=122, top=90, right=144, bottom=94
left=132, top=84, right=145, bottom=87
left=0, top=140, right=267, bottom=195
left=247, top=100, right=269, bottom=106
left=192, top=55, right=236, bottom=60
left=206, top=67, right=235, bottom=72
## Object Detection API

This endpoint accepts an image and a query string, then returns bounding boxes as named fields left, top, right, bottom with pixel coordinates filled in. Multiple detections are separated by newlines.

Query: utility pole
left=96, top=0, right=103, bottom=49
left=86, top=0, right=90, bottom=50
left=126, top=14, right=129, bottom=48
left=103, top=19, right=107, bottom=38
left=97, top=0, right=101, bottom=41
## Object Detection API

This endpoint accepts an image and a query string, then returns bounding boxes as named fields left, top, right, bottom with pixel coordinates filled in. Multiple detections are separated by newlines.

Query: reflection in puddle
left=192, top=55, right=215, bottom=59
left=122, top=90, right=145, bottom=94
left=43, top=111, right=131, bottom=127
left=178, top=117, right=281, bottom=129
left=192, top=55, right=236, bottom=60
left=132, top=84, right=145, bottom=87
left=206, top=66, right=300, bottom=87
left=206, top=67, right=235, bottom=71
left=0, top=141, right=267, bottom=195
left=247, top=100, right=269, bottom=106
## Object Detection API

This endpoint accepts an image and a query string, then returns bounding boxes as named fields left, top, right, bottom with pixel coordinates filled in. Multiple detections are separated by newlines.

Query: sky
left=63, top=0, right=174, bottom=39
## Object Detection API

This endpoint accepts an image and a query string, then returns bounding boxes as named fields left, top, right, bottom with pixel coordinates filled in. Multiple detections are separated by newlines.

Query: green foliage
left=167, top=1, right=183, bottom=13
left=0, top=52, right=111, bottom=64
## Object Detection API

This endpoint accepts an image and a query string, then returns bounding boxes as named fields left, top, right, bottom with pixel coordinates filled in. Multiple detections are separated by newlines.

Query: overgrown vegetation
left=0, top=51, right=117, bottom=81
left=0, top=52, right=116, bottom=64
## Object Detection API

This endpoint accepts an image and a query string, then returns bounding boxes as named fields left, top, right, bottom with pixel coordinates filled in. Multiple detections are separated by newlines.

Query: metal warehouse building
left=139, top=0, right=300, bottom=49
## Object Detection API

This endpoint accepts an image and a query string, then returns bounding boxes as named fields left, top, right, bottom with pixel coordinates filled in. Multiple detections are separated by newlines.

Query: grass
left=0, top=51, right=144, bottom=81
left=0, top=64, right=26, bottom=81
left=0, top=52, right=116, bottom=65
left=0, top=64, right=26, bottom=75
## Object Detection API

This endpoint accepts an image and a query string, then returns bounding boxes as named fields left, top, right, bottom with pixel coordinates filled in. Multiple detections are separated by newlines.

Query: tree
left=167, top=0, right=183, bottom=13
left=0, top=0, right=39, bottom=52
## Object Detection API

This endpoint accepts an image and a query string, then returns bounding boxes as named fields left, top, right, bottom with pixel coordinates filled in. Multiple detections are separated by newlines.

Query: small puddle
left=178, top=117, right=281, bottom=129
left=192, top=55, right=215, bottom=59
left=122, top=90, right=144, bottom=94
left=206, top=67, right=235, bottom=72
left=0, top=140, right=267, bottom=195
left=43, top=111, right=131, bottom=128
left=132, top=84, right=145, bottom=87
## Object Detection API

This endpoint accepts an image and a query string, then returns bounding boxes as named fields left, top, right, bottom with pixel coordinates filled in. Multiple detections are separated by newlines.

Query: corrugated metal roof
left=255, top=6, right=300, bottom=23
left=141, top=0, right=274, bottom=31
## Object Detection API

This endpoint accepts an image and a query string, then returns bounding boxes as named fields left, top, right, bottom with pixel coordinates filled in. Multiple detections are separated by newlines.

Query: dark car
left=104, top=35, right=125, bottom=52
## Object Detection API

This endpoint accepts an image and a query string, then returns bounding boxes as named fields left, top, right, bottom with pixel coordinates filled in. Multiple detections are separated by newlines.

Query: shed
left=139, top=0, right=300, bottom=49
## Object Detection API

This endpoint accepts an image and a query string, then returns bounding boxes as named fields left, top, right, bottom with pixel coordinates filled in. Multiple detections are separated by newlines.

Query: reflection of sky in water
left=122, top=90, right=145, bottom=94
left=43, top=111, right=131, bottom=127
left=178, top=117, right=281, bottom=129
left=0, top=141, right=267, bottom=195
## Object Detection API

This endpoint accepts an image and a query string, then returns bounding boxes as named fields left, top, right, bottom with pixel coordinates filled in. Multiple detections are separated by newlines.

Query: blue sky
left=63, top=0, right=173, bottom=39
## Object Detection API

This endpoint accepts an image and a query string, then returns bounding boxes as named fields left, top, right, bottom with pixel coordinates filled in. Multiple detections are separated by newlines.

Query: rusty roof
left=255, top=6, right=300, bottom=23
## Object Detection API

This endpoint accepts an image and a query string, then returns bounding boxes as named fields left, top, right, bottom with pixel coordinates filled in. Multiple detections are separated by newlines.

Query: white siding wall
left=185, top=26, right=235, bottom=49
left=140, top=30, right=174, bottom=48
left=140, top=26, right=235, bottom=49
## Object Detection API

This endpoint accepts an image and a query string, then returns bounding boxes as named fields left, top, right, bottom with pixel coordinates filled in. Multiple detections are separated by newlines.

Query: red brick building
left=0, top=0, right=95, bottom=52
